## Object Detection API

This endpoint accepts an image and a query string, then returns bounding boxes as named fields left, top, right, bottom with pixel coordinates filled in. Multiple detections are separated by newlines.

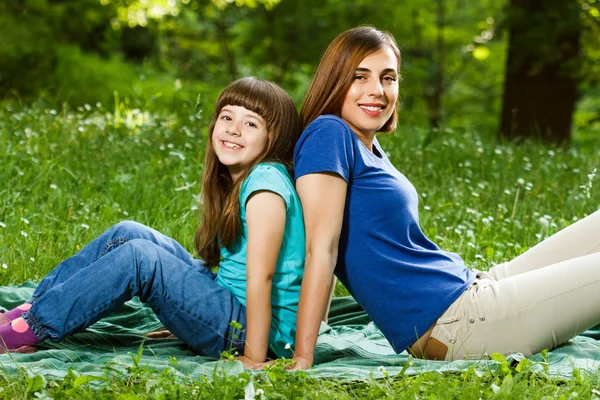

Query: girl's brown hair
left=195, top=77, right=301, bottom=266
left=301, top=26, right=401, bottom=131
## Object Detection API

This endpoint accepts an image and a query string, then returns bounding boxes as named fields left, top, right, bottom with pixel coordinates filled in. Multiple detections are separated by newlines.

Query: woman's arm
left=292, top=173, right=347, bottom=369
left=241, top=190, right=286, bottom=366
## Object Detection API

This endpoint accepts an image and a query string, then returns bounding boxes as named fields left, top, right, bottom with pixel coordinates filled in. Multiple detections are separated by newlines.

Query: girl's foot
left=0, top=303, right=32, bottom=326
left=0, top=317, right=40, bottom=353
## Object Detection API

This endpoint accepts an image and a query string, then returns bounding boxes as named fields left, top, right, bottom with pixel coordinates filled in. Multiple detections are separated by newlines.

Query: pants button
left=480, top=317, right=486, bottom=321
left=469, top=318, right=475, bottom=324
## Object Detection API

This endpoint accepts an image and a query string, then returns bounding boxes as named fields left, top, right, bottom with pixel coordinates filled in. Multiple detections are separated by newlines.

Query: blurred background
left=1, top=0, right=599, bottom=143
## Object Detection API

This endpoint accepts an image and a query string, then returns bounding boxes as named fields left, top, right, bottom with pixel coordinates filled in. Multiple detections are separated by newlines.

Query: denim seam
left=101, top=237, right=130, bottom=259
left=22, top=311, right=48, bottom=341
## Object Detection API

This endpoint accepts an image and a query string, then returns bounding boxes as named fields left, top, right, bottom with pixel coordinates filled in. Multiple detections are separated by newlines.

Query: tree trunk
left=499, top=0, right=581, bottom=144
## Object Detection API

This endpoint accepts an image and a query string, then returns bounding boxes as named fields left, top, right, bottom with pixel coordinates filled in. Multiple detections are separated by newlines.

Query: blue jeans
left=22, top=221, right=246, bottom=358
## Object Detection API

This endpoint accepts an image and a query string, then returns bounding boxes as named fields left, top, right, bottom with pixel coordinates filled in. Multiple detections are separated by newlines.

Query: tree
left=499, top=0, right=582, bottom=144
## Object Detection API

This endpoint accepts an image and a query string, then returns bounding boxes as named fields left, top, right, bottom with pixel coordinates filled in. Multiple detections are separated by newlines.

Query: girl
left=289, top=26, right=600, bottom=368
left=0, top=77, right=305, bottom=368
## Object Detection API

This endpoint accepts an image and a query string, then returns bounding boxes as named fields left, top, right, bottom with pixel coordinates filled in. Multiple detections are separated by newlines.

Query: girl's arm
left=242, top=190, right=286, bottom=366
left=292, top=173, right=347, bottom=369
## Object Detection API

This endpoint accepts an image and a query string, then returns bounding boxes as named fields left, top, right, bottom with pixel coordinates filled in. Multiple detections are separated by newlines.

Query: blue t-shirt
left=294, top=115, right=474, bottom=353
left=217, top=162, right=305, bottom=357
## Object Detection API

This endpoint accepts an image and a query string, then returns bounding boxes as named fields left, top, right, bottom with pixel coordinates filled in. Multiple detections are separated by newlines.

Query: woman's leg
left=21, top=239, right=245, bottom=357
left=489, top=210, right=600, bottom=280
left=429, top=252, right=600, bottom=360
left=31, top=220, right=197, bottom=301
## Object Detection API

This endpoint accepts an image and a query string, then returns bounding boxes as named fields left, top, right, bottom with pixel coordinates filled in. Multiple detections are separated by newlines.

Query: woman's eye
left=354, top=75, right=366, bottom=81
left=383, top=75, right=397, bottom=82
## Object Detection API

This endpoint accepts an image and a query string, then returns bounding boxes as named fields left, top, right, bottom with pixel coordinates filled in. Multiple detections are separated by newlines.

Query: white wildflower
left=517, top=178, right=525, bottom=185
left=50, top=184, right=58, bottom=190
left=20, top=230, right=28, bottom=237
left=81, top=223, right=90, bottom=230
left=0, top=222, right=5, bottom=228
left=21, top=217, right=29, bottom=224
left=538, top=217, right=549, bottom=228
left=2, top=264, right=7, bottom=269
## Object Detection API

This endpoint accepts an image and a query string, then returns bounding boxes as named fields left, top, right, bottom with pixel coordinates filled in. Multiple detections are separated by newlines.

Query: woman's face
left=340, top=46, right=399, bottom=141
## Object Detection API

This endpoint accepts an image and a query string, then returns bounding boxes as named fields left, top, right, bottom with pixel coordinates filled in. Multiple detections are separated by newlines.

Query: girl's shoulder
left=242, top=162, right=296, bottom=206
left=248, top=162, right=292, bottom=182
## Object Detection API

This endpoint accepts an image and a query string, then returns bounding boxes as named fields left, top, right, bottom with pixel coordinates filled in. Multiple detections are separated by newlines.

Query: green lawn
left=0, top=102, right=599, bottom=398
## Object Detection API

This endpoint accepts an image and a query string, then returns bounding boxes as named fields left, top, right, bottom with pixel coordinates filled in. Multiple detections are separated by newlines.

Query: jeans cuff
left=22, top=311, right=49, bottom=342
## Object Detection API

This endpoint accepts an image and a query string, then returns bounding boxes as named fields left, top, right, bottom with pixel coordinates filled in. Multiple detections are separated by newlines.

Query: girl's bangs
left=216, top=79, right=278, bottom=127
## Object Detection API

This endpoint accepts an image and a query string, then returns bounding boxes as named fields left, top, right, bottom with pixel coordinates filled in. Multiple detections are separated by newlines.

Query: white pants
left=429, top=209, right=600, bottom=360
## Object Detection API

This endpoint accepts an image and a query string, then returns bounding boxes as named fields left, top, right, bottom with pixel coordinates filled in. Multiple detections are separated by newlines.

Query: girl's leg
left=488, top=210, right=600, bottom=280
left=20, top=239, right=244, bottom=357
left=428, top=252, right=600, bottom=360
left=32, top=220, right=197, bottom=301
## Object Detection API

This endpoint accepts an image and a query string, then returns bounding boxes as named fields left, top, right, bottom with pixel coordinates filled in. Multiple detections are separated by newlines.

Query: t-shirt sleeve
left=240, top=165, right=292, bottom=210
left=293, top=117, right=355, bottom=182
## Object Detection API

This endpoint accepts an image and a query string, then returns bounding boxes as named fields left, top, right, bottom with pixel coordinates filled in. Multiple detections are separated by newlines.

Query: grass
left=0, top=102, right=599, bottom=398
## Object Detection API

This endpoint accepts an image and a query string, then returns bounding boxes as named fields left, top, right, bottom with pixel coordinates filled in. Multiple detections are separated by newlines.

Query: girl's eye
left=247, top=121, right=257, bottom=128
left=221, top=115, right=232, bottom=121
left=383, top=75, right=397, bottom=82
left=353, top=75, right=366, bottom=81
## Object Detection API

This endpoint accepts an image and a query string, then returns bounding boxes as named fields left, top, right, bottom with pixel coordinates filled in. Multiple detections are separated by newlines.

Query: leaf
left=73, top=375, right=109, bottom=388
left=26, top=375, right=46, bottom=393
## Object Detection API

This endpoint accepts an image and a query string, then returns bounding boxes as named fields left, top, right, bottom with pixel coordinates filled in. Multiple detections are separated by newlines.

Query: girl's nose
left=226, top=121, right=242, bottom=136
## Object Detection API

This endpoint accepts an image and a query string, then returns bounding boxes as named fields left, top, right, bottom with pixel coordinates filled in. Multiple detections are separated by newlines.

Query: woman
left=289, top=26, right=600, bottom=368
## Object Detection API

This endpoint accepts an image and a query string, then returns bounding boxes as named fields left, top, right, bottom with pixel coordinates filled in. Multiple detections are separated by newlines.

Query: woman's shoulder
left=298, top=115, right=357, bottom=148
left=305, top=115, right=353, bottom=134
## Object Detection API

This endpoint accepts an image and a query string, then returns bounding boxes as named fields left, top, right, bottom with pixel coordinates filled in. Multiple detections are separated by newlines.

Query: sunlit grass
left=0, top=103, right=599, bottom=397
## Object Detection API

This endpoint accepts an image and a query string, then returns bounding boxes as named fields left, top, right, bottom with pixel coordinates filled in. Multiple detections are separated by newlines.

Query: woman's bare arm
left=291, top=172, right=347, bottom=369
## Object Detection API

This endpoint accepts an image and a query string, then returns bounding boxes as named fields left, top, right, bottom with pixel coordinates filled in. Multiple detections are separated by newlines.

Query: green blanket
left=1, top=283, right=599, bottom=380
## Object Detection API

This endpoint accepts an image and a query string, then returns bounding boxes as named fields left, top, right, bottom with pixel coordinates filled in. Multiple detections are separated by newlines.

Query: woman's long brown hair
left=301, top=26, right=402, bottom=131
left=195, top=77, right=301, bottom=266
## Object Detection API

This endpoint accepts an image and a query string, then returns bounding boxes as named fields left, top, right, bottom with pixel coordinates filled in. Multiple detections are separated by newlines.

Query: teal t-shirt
left=216, top=162, right=305, bottom=357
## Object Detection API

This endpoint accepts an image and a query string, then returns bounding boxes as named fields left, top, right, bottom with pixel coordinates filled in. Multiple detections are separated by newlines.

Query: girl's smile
left=212, top=105, right=268, bottom=181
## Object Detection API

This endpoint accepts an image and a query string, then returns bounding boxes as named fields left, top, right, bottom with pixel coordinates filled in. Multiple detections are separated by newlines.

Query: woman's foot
left=0, top=317, right=40, bottom=353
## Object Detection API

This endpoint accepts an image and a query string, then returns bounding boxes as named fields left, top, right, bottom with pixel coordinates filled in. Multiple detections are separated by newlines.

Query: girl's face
left=212, top=105, right=269, bottom=181
left=340, top=46, right=399, bottom=141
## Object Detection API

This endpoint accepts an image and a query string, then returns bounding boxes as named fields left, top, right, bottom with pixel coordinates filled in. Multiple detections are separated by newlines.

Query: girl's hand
left=145, top=329, right=176, bottom=339
left=234, top=355, right=263, bottom=369
left=254, top=355, right=312, bottom=370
